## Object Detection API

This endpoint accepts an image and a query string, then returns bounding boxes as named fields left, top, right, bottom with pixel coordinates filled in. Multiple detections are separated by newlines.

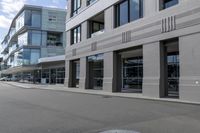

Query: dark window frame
left=115, top=0, right=143, bottom=28
left=160, top=0, right=179, bottom=10
left=71, top=25, right=81, bottom=45
left=89, top=21, right=104, bottom=38
left=87, top=0, right=96, bottom=6
left=71, top=0, right=82, bottom=17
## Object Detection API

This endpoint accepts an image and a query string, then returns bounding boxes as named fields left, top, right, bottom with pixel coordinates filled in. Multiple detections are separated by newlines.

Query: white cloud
left=52, top=0, right=59, bottom=4
left=0, top=0, right=26, bottom=17
left=47, top=5, right=59, bottom=8
left=0, top=15, right=12, bottom=29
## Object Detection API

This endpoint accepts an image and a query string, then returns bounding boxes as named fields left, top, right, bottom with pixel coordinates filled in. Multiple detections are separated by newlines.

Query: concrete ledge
left=3, top=81, right=200, bottom=105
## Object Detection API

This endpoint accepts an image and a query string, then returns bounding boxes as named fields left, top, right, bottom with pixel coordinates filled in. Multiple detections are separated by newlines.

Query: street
left=0, top=82, right=200, bottom=133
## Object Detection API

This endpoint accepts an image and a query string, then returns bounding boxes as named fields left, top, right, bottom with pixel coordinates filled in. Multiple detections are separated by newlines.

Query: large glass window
left=122, top=56, right=143, bottom=93
left=16, top=12, right=25, bottom=31
left=23, top=49, right=40, bottom=65
left=71, top=0, right=81, bottom=16
left=115, top=0, right=143, bottom=27
left=87, top=54, right=104, bottom=90
left=30, top=49, right=40, bottom=64
left=56, top=67, right=65, bottom=84
left=160, top=0, right=178, bottom=10
left=71, top=25, right=81, bottom=45
left=42, top=69, right=50, bottom=84
left=71, top=60, right=80, bottom=88
left=18, top=32, right=28, bottom=47
left=31, top=31, right=42, bottom=46
left=167, top=52, right=179, bottom=97
left=24, top=10, right=41, bottom=28
left=32, top=11, right=41, bottom=28
left=47, top=32, right=62, bottom=46
left=87, top=0, right=97, bottom=5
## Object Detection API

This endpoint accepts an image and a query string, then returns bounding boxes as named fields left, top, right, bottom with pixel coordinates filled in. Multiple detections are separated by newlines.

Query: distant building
left=0, top=5, right=66, bottom=84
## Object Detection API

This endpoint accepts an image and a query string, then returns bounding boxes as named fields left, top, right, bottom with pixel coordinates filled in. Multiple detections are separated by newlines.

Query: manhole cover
left=100, top=130, right=140, bottom=133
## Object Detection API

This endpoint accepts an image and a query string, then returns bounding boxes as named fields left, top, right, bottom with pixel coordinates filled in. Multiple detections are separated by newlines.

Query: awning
left=1, top=66, right=39, bottom=74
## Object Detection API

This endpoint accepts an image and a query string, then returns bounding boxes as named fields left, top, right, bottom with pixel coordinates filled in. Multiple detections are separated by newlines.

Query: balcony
left=88, top=12, right=105, bottom=38
left=8, top=44, right=18, bottom=55
left=91, top=29, right=104, bottom=38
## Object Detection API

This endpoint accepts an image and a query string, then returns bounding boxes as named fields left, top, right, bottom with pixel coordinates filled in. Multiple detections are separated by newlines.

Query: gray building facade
left=65, top=0, right=200, bottom=102
left=0, top=5, right=66, bottom=84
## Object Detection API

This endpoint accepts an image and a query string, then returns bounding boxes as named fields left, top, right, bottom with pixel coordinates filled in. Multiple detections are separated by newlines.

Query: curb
left=3, top=82, right=200, bottom=106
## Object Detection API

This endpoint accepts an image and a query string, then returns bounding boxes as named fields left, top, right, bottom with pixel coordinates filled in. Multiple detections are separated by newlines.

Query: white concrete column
left=64, top=60, right=70, bottom=87
left=66, top=31, right=71, bottom=47
left=103, top=52, right=114, bottom=92
left=143, top=42, right=161, bottom=98
left=81, top=21, right=88, bottom=41
left=82, top=0, right=87, bottom=9
left=179, top=33, right=200, bottom=102
left=66, top=0, right=72, bottom=20
left=79, top=57, right=87, bottom=89
left=104, top=6, right=114, bottom=33
left=143, top=0, right=158, bottom=17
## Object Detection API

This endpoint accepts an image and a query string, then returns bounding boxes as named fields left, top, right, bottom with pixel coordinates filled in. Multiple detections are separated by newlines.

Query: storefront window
left=56, top=67, right=65, bottom=84
left=122, top=56, right=143, bottom=93
left=88, top=54, right=104, bottom=90
left=71, top=60, right=80, bottom=87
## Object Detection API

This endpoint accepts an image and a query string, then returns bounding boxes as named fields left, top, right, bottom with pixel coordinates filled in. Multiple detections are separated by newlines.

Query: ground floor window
left=56, top=67, right=65, bottom=84
left=167, top=52, right=179, bottom=97
left=87, top=54, right=104, bottom=90
left=71, top=60, right=80, bottom=88
left=42, top=69, right=50, bottom=84
left=122, top=56, right=143, bottom=93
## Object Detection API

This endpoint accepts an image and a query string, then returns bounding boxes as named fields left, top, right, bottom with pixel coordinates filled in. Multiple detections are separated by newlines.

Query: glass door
left=50, top=69, right=56, bottom=84
left=167, top=52, right=179, bottom=97
left=122, top=56, right=143, bottom=93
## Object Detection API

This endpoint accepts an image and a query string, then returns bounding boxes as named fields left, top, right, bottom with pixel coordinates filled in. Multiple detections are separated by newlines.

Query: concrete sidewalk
left=3, top=81, right=200, bottom=105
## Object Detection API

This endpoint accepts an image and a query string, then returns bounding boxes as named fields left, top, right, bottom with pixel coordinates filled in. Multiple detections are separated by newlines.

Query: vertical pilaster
left=64, top=60, right=70, bottom=87
left=103, top=52, right=114, bottom=92
left=179, top=33, right=200, bottom=102
left=79, top=57, right=87, bottom=89
left=81, top=21, right=88, bottom=41
left=143, top=0, right=158, bottom=17
left=143, top=42, right=162, bottom=98
left=105, top=6, right=114, bottom=33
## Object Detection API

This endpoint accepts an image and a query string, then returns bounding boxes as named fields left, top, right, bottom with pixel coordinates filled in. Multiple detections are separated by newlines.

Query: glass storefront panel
left=122, top=56, right=143, bottom=93
left=88, top=54, right=104, bottom=90
left=167, top=52, right=179, bottom=97
left=71, top=60, right=80, bottom=88
left=42, top=69, right=50, bottom=84
left=56, top=67, right=65, bottom=84
left=50, top=69, right=56, bottom=84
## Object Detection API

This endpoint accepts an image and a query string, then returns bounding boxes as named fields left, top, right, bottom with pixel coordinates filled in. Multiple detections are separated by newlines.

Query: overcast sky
left=0, top=0, right=67, bottom=44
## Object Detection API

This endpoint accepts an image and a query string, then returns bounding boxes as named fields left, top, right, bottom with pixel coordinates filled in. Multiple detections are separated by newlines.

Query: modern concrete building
left=0, top=5, right=66, bottom=84
left=65, top=0, right=200, bottom=102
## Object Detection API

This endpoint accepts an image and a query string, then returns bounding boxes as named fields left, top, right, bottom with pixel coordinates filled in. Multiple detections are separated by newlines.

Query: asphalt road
left=0, top=82, right=200, bottom=133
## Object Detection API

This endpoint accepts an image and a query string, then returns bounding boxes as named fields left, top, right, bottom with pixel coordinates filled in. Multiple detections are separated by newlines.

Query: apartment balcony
left=8, top=44, right=18, bottom=55
left=88, top=12, right=105, bottom=38
left=3, top=54, right=9, bottom=61
left=91, top=29, right=105, bottom=38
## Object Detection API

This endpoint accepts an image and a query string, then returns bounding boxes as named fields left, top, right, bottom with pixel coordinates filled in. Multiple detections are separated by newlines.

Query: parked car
left=0, top=77, right=11, bottom=81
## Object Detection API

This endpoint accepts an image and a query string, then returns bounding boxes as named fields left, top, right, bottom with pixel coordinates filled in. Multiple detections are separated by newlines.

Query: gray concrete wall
left=143, top=42, right=161, bottom=98
left=179, top=33, right=200, bottom=102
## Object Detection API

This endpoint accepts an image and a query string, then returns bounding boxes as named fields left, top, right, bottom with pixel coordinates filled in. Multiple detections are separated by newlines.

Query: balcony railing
left=91, top=29, right=105, bottom=38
